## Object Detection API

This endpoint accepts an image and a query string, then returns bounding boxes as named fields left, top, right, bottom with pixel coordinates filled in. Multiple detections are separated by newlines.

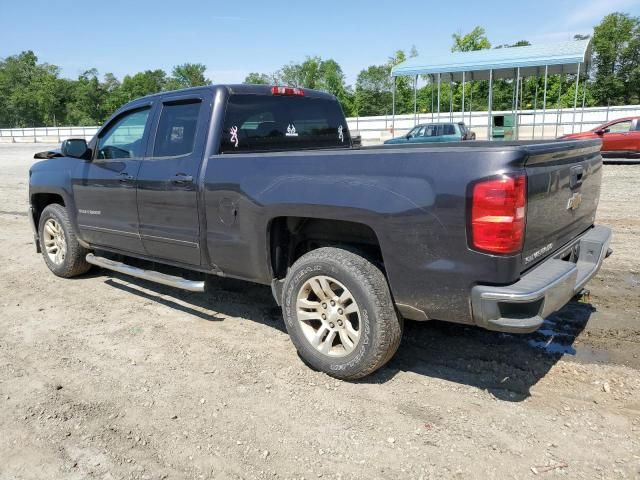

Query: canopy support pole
left=488, top=69, right=493, bottom=141
left=580, top=74, right=587, bottom=129
left=391, top=76, right=396, bottom=135
left=461, top=72, right=466, bottom=123
left=430, top=75, right=434, bottom=122
left=469, top=73, right=473, bottom=128
left=571, top=63, right=581, bottom=134
left=449, top=74, right=453, bottom=121
left=413, top=75, right=418, bottom=126
left=511, top=69, right=517, bottom=120
left=437, top=73, right=441, bottom=123
left=514, top=67, right=521, bottom=140
left=542, top=65, right=548, bottom=138
left=532, top=68, right=539, bottom=140
left=555, top=72, right=563, bottom=138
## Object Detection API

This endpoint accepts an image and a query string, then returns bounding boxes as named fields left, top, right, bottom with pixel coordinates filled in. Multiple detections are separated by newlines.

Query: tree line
left=0, top=12, right=638, bottom=128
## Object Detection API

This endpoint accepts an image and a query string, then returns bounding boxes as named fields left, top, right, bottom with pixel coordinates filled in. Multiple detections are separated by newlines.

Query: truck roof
left=132, top=84, right=337, bottom=103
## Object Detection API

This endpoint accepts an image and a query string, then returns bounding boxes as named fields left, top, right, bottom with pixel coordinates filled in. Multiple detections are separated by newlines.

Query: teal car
left=385, top=122, right=475, bottom=144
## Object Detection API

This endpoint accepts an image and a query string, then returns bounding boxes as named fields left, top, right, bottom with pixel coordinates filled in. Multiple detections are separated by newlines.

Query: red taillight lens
left=470, top=174, right=526, bottom=255
left=271, top=86, right=305, bottom=96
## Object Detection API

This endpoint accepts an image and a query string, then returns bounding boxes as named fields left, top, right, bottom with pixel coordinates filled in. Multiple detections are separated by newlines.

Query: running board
left=86, top=253, right=205, bottom=292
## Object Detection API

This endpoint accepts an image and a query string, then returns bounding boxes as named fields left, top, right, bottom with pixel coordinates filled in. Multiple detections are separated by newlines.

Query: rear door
left=601, top=119, right=633, bottom=152
left=629, top=119, right=640, bottom=152
left=136, top=91, right=212, bottom=265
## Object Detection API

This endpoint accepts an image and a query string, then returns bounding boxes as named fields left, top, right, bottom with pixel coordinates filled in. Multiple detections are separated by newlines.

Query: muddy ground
left=0, top=144, right=638, bottom=479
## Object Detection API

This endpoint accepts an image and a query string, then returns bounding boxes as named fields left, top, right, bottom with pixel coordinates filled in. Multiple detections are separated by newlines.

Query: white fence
left=0, top=126, right=99, bottom=144
left=348, top=104, right=640, bottom=145
left=1, top=104, right=639, bottom=146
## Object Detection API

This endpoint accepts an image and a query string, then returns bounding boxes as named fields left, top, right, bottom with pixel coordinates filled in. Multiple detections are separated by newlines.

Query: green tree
left=316, top=59, right=354, bottom=115
left=278, top=56, right=323, bottom=88
left=354, top=65, right=392, bottom=116
left=0, top=51, right=64, bottom=127
left=244, top=72, right=273, bottom=84
left=65, top=69, right=106, bottom=125
left=451, top=26, right=491, bottom=52
left=592, top=13, right=640, bottom=105
left=118, top=69, right=168, bottom=103
left=166, top=63, right=211, bottom=90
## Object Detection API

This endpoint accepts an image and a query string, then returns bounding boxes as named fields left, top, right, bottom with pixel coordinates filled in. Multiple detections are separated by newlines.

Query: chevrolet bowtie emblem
left=567, top=192, right=583, bottom=211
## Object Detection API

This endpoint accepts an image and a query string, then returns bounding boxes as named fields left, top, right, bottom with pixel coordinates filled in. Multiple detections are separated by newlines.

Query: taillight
left=271, top=86, right=305, bottom=96
left=470, top=174, right=526, bottom=255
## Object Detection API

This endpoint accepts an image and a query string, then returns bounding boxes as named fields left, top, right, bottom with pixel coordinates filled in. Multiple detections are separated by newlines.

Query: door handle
left=119, top=172, right=134, bottom=182
left=170, top=173, right=194, bottom=184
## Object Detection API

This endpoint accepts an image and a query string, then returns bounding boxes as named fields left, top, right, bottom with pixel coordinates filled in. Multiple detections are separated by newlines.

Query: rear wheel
left=282, top=247, right=402, bottom=380
left=38, top=204, right=91, bottom=278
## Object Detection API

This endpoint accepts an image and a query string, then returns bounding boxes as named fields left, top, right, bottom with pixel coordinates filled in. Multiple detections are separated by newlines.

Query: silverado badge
left=567, top=192, right=583, bottom=211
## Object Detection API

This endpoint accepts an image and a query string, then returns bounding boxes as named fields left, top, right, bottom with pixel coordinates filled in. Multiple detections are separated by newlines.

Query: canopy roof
left=391, top=39, right=591, bottom=81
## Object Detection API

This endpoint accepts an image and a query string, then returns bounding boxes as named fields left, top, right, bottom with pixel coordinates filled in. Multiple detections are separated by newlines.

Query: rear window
left=220, top=94, right=350, bottom=153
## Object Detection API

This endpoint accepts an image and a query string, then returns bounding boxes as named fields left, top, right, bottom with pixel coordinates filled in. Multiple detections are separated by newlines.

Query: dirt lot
left=0, top=144, right=639, bottom=479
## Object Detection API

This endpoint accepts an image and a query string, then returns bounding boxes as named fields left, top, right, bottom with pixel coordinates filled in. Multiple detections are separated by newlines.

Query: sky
left=1, top=0, right=639, bottom=85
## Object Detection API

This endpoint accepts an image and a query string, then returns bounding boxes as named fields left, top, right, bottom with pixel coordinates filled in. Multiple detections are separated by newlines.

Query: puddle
left=527, top=338, right=610, bottom=363
left=525, top=312, right=610, bottom=364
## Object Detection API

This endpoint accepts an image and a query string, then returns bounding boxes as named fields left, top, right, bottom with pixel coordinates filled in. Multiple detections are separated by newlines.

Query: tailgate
left=522, top=139, right=602, bottom=271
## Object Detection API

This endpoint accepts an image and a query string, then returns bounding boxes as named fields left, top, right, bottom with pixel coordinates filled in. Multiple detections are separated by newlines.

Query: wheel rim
left=296, top=275, right=361, bottom=357
left=43, top=218, right=66, bottom=265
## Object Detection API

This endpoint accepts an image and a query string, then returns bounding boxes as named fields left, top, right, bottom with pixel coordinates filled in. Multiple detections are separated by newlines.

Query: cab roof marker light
left=271, top=86, right=305, bottom=96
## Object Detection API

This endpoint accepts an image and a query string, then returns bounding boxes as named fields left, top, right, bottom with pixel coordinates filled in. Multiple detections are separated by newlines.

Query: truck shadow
left=371, top=301, right=596, bottom=401
left=98, top=266, right=594, bottom=402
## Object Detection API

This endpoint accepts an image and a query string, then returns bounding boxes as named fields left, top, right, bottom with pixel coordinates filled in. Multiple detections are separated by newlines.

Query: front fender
left=29, top=159, right=82, bottom=240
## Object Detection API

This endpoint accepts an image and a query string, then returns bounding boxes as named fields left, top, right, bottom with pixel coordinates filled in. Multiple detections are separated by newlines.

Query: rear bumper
left=471, top=225, right=612, bottom=333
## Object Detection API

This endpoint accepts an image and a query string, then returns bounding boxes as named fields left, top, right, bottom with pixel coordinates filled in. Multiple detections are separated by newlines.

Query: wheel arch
left=267, top=216, right=385, bottom=282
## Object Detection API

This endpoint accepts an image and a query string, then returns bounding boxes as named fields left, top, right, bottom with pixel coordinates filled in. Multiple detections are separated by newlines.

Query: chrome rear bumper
left=471, top=225, right=612, bottom=333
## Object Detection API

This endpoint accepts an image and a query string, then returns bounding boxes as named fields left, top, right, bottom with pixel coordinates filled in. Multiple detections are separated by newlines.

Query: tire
left=38, top=203, right=91, bottom=278
left=282, top=247, right=403, bottom=380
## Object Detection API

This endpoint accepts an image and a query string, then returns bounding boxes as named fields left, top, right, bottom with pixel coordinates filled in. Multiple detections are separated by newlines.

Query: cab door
left=72, top=105, right=154, bottom=254
left=601, top=119, right=633, bottom=152
left=629, top=119, right=640, bottom=152
left=136, top=92, right=212, bottom=266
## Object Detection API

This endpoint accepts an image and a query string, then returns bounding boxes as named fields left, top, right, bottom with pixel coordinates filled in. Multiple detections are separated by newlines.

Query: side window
left=97, top=108, right=151, bottom=159
left=410, top=126, right=424, bottom=137
left=423, top=125, right=437, bottom=137
left=443, top=124, right=455, bottom=135
left=153, top=100, right=202, bottom=157
left=608, top=120, right=632, bottom=133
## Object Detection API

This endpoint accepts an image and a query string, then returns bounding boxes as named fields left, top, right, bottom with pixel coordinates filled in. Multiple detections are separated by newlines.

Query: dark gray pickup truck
left=29, top=84, right=612, bottom=379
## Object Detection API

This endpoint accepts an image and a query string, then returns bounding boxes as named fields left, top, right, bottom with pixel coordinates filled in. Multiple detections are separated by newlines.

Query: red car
left=561, top=117, right=640, bottom=157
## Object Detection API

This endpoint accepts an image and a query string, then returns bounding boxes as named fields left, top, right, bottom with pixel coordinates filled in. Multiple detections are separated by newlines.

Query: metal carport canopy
left=391, top=39, right=591, bottom=81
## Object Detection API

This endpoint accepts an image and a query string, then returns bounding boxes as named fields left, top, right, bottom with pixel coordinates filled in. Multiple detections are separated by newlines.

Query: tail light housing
left=470, top=174, right=527, bottom=255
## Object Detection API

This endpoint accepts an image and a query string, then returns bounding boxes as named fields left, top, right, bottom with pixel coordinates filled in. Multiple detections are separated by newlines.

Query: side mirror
left=596, top=128, right=609, bottom=135
left=61, top=138, right=90, bottom=159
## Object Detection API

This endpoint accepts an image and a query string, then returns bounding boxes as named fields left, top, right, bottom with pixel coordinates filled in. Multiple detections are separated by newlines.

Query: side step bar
left=86, top=253, right=205, bottom=292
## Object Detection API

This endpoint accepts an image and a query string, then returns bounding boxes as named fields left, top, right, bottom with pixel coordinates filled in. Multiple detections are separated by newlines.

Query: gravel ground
left=0, top=144, right=639, bottom=479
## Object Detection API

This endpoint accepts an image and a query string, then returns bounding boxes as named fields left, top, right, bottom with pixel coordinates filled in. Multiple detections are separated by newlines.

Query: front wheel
left=38, top=203, right=91, bottom=278
left=281, top=247, right=403, bottom=380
